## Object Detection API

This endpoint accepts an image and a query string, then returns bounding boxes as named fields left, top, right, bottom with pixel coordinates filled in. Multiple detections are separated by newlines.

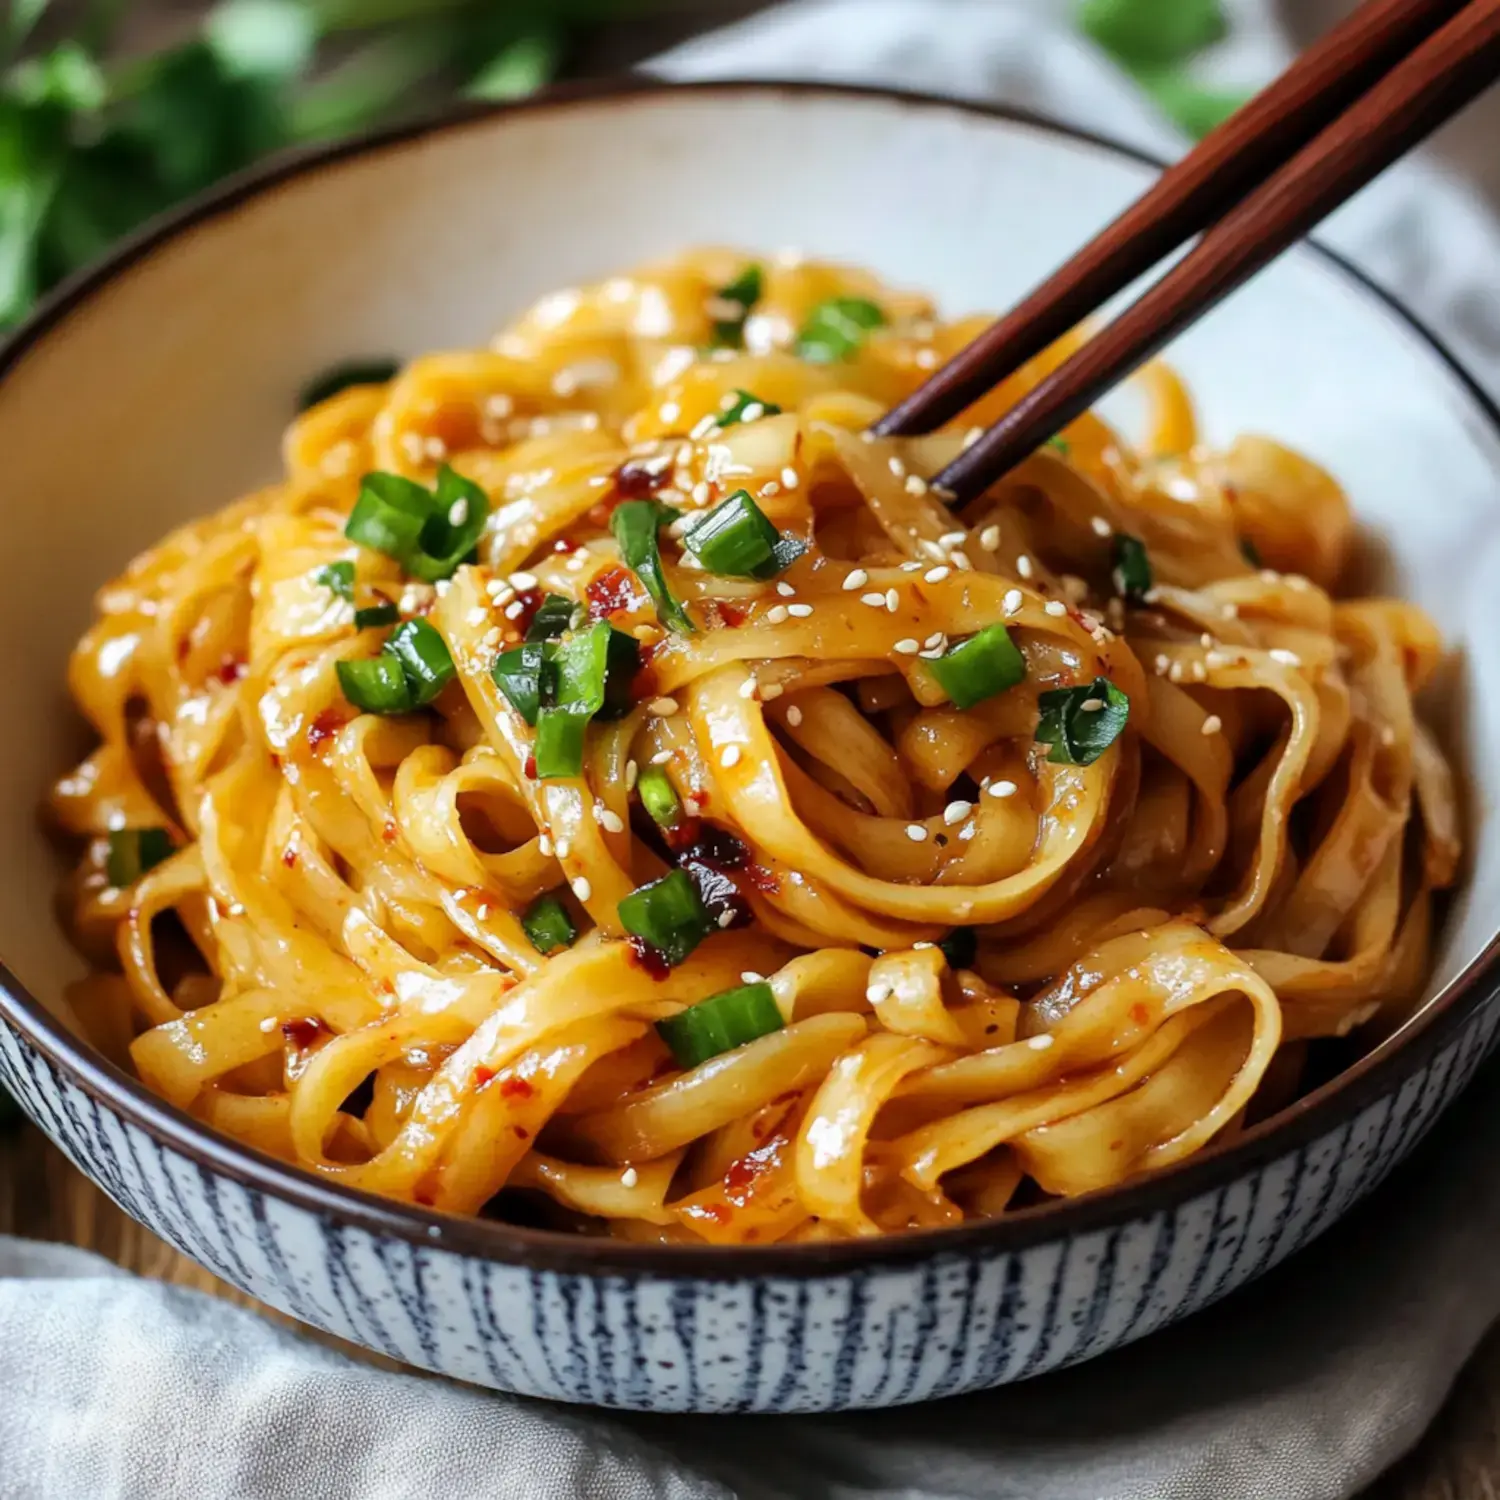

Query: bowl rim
left=2, top=74, right=1497, bottom=1280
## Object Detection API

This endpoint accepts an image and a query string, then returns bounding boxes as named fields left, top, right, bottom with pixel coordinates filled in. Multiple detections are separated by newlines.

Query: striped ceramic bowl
left=0, top=82, right=1496, bottom=1413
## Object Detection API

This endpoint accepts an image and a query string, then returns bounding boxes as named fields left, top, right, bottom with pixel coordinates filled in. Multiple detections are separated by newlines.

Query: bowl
left=1, top=80, right=1498, bottom=1415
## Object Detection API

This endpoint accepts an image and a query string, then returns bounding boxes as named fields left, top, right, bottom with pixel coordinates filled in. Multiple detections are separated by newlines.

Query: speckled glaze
left=1, top=82, right=1498, bottom=1413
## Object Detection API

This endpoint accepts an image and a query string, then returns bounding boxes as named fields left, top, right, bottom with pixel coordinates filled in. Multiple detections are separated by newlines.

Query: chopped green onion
left=298, top=358, right=400, bottom=412
left=492, top=641, right=549, bottom=726
left=938, top=928, right=977, bottom=970
left=655, top=982, right=785, bottom=1068
left=106, top=827, right=174, bottom=889
left=521, top=893, right=577, bottom=956
left=716, top=389, right=782, bottom=428
left=315, top=560, right=355, bottom=603
left=1035, top=677, right=1131, bottom=766
left=683, top=490, right=778, bottom=578
left=526, top=593, right=577, bottom=643
left=1078, top=0, right=1226, bottom=67
left=796, top=296, right=885, bottom=362
left=599, top=627, right=642, bottom=720
left=1240, top=537, right=1263, bottom=568
left=618, top=869, right=714, bottom=967
left=533, top=622, right=622, bottom=779
left=637, top=764, right=682, bottom=828
left=353, top=602, right=400, bottom=630
left=534, top=707, right=589, bottom=779
left=344, top=466, right=488, bottom=583
left=336, top=655, right=414, bottom=715
left=710, top=263, right=763, bottom=348
left=611, top=500, right=693, bottom=634
left=1046, top=435, right=1071, bottom=455
left=1111, top=534, right=1152, bottom=601
left=384, top=618, right=455, bottom=707
left=928, top=625, right=1027, bottom=709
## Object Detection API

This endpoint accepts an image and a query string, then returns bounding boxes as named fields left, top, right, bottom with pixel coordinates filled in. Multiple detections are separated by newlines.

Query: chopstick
left=890, top=0, right=1500, bottom=507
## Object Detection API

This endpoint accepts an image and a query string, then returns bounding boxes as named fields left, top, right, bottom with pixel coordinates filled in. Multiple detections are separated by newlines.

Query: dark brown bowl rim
left=1, top=76, right=1496, bottom=1280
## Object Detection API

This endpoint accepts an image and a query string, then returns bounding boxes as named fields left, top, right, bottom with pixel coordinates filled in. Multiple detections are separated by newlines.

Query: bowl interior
left=2, top=83, right=1497, bottom=1101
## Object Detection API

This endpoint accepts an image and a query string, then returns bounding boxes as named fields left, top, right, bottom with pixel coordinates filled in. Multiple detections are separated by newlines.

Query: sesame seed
left=1080, top=697, right=1103, bottom=711
left=259, top=1016, right=279, bottom=1033
left=1090, top=516, right=1112, bottom=537
left=465, top=607, right=488, bottom=627
left=689, top=415, right=717, bottom=439
left=555, top=838, right=571, bottom=859
left=572, top=877, right=592, bottom=902
left=1154, top=654, right=1170, bottom=675
left=476, top=904, right=489, bottom=921
left=979, top=525, right=1001, bottom=551
left=776, top=581, right=796, bottom=597
left=1201, top=715, right=1223, bottom=736
left=682, top=797, right=702, bottom=817
left=866, top=981, right=893, bottom=1004
left=1380, top=725, right=1397, bottom=746
left=448, top=498, right=470, bottom=526
left=780, top=467, right=800, bottom=490
left=989, top=780, right=1018, bottom=798
left=1027, top=1034, right=1055, bottom=1051
left=599, top=809, right=626, bottom=834
left=659, top=402, right=680, bottom=424
left=509, top=571, right=538, bottom=591
left=924, top=566, right=951, bottom=584
left=766, top=605, right=790, bottom=625
left=893, top=638, right=920, bottom=655
left=1205, top=651, right=1230, bottom=669
left=1016, top=555, right=1034, bottom=579
left=924, top=632, right=945, bottom=649
left=943, top=800, right=973, bottom=825
left=938, top=531, right=966, bottom=548
left=620, top=1167, right=639, bottom=1188
left=739, top=678, right=759, bottom=699
left=915, top=539, right=946, bottom=564
left=787, top=603, right=813, bottom=618
left=1044, top=600, right=1068, bottom=616
left=786, top=706, right=803, bottom=727
left=1269, top=648, right=1302, bottom=666
left=905, top=474, right=929, bottom=496
left=1003, top=588, right=1023, bottom=615
left=1222, top=602, right=1240, bottom=619
left=538, top=835, right=553, bottom=856
left=1192, top=661, right=1207, bottom=682
left=721, top=745, right=742, bottom=768
left=860, top=591, right=887, bottom=609
left=650, top=749, right=674, bottom=765
left=761, top=682, right=784, bottom=700
left=503, top=600, right=525, bottom=620
left=760, top=480, right=781, bottom=498
left=648, top=697, right=679, bottom=715
left=626, top=761, right=639, bottom=790
left=885, top=589, right=900, bottom=613
left=906, top=824, right=928, bottom=842
left=901, top=561, right=923, bottom=573
left=717, top=909, right=736, bottom=928
left=888, top=455, right=907, bottom=478
left=740, top=402, right=766, bottom=423
left=844, top=569, right=870, bottom=591
left=740, top=971, right=765, bottom=986
left=692, top=481, right=711, bottom=506
left=950, top=550, right=974, bottom=572
left=1200, top=632, right=1214, bottom=648
left=1169, top=662, right=1185, bottom=682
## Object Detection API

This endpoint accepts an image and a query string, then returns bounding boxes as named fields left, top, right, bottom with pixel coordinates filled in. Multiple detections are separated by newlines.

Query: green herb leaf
left=715, top=388, right=782, bottom=428
left=315, top=560, right=356, bottom=603
left=611, top=499, right=693, bottom=634
left=796, top=295, right=885, bottom=362
left=1111, top=533, right=1152, bottom=601
left=299, top=357, right=400, bottom=411
left=466, top=30, right=562, bottom=101
left=492, top=640, right=549, bottom=726
left=106, top=826, right=175, bottom=889
left=336, top=653, right=413, bottom=715
left=353, top=601, right=399, bottom=630
left=636, top=763, right=682, bottom=829
left=1035, top=676, right=1131, bottom=766
left=1077, top=0, right=1227, bottom=67
left=344, top=466, right=488, bottom=582
left=521, top=892, right=576, bottom=956
left=525, top=592, right=577, bottom=643
left=928, top=625, right=1027, bottom=710
left=709, top=262, right=763, bottom=348
left=656, top=982, right=784, bottom=1068
left=683, top=489, right=804, bottom=580
left=384, top=617, right=454, bottom=706
left=618, top=869, right=714, bottom=968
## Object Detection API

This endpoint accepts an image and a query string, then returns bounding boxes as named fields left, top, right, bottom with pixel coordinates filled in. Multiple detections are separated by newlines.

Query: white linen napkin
left=8, top=4, right=1500, bottom=1496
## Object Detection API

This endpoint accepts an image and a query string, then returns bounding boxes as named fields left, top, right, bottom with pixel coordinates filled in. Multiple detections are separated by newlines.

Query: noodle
left=47, top=249, right=1458, bottom=1242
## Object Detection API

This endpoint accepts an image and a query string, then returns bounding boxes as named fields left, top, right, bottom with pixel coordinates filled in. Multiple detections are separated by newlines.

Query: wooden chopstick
left=875, top=0, right=1469, bottom=442
left=925, top=0, right=1500, bottom=506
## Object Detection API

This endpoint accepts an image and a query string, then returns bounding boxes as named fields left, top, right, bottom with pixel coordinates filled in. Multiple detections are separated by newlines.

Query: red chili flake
left=745, top=863, right=780, bottom=895
left=585, top=564, right=648, bottom=621
left=472, top=1066, right=496, bottom=1089
left=703, top=600, right=749, bottom=630
left=281, top=1017, right=326, bottom=1050
left=523, top=753, right=537, bottom=780
left=512, top=1125, right=531, bottom=1140
left=613, top=457, right=672, bottom=498
left=215, top=655, right=247, bottom=685
left=382, top=820, right=399, bottom=844
left=724, top=1158, right=758, bottom=1195
left=1130, top=1002, right=1151, bottom=1026
left=627, top=934, right=672, bottom=981
left=661, top=816, right=703, bottom=854
left=510, top=587, right=544, bottom=636
left=306, top=708, right=349, bottom=753
left=499, top=1076, right=535, bottom=1100
left=281, top=849, right=298, bottom=869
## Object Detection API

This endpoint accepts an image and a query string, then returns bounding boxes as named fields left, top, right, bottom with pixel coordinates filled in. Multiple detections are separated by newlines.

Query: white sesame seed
left=787, top=603, right=813, bottom=618
left=682, top=797, right=702, bottom=817
left=1221, top=602, right=1240, bottom=619
left=572, top=877, right=592, bottom=902
left=509, top=571, right=538, bottom=591
left=1154, top=653, right=1170, bottom=675
left=555, top=838, right=572, bottom=859
left=979, top=525, right=1001, bottom=551
left=766, top=605, right=790, bottom=625
left=776, top=581, right=796, bottom=597
left=538, top=835, right=553, bottom=856
left=860, top=591, right=887, bottom=609
left=465, top=606, right=488, bottom=627
left=658, top=402, right=680, bottom=424
left=1003, top=588, right=1023, bottom=615
left=1169, top=662, right=1186, bottom=683
left=692, top=481, right=711, bottom=506
left=649, top=697, right=679, bottom=715
left=943, top=800, right=973, bottom=825
left=918, top=538, right=948, bottom=564
left=650, top=749, right=674, bottom=765
left=1090, top=516, right=1112, bottom=537
left=690, top=415, right=717, bottom=439
left=738, top=678, right=759, bottom=699
left=740, top=402, right=766, bottom=423
left=1080, top=698, right=1104, bottom=712
left=476, top=904, right=489, bottom=921
left=760, top=682, right=784, bottom=701
left=1027, top=1034, right=1055, bottom=1051
left=503, top=600, right=525, bottom=620
left=989, top=780, right=1018, bottom=799
left=259, top=1016, right=279, bottom=1033
left=924, top=632, right=945, bottom=649
left=780, top=467, right=800, bottom=490
left=906, top=824, right=928, bottom=842
left=938, top=531, right=965, bottom=548
left=888, top=455, right=907, bottom=478
left=620, top=1167, right=639, bottom=1188
left=760, top=480, right=781, bottom=498
left=905, top=474, right=929, bottom=496
left=1380, top=725, right=1397, bottom=747
left=1044, top=600, right=1068, bottom=617
left=1269, top=648, right=1302, bottom=666
left=626, top=761, right=639, bottom=790
left=786, top=706, right=803, bottom=727
left=1201, top=715, right=1223, bottom=736
left=721, top=745, right=742, bottom=768
left=447, top=498, right=470, bottom=526
left=1205, top=651, right=1230, bottom=669
left=866, top=981, right=893, bottom=1004
left=924, top=566, right=951, bottom=584
left=901, top=561, right=923, bottom=573
left=885, top=589, right=900, bottom=613
left=844, top=569, right=870, bottom=591
left=893, top=638, right=920, bottom=655
left=717, top=908, right=736, bottom=928
left=599, top=809, right=626, bottom=834
left=1016, top=555, right=1034, bottom=579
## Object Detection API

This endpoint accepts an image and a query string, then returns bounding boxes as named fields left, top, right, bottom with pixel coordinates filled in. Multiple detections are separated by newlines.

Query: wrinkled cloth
left=10, top=3, right=1500, bottom=1497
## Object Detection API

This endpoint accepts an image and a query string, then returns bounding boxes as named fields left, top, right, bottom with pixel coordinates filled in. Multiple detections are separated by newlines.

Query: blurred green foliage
left=0, top=0, right=657, bottom=328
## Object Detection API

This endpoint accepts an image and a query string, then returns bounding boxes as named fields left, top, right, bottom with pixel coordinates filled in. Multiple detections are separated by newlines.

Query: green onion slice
left=1046, top=435, right=1071, bottom=456
left=353, top=602, right=400, bottom=630
left=336, top=655, right=414, bottom=715
left=526, top=593, right=577, bottom=643
left=611, top=500, right=693, bottom=634
left=384, top=618, right=455, bottom=706
left=106, top=827, right=174, bottom=889
left=796, top=296, right=885, bottom=362
left=298, top=358, right=400, bottom=413
left=345, top=472, right=432, bottom=563
left=534, top=707, right=589, bottom=780
left=1111, top=533, right=1152, bottom=601
left=533, top=622, right=636, bottom=779
left=618, top=869, right=714, bottom=967
left=683, top=489, right=805, bottom=580
left=1035, top=677, right=1131, bottom=766
left=716, top=389, right=782, bottom=428
left=492, top=641, right=549, bottom=726
left=521, top=893, right=577, bottom=956
left=709, top=264, right=763, bottom=348
left=344, top=466, right=488, bottom=583
left=928, top=624, right=1027, bottom=710
left=637, top=764, right=682, bottom=828
left=655, top=982, right=785, bottom=1068
left=315, top=560, right=355, bottom=603
left=938, top=928, right=977, bottom=970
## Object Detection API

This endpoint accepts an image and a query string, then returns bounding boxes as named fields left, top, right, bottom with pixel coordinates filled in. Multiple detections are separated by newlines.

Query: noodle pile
left=47, top=250, right=1460, bottom=1243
